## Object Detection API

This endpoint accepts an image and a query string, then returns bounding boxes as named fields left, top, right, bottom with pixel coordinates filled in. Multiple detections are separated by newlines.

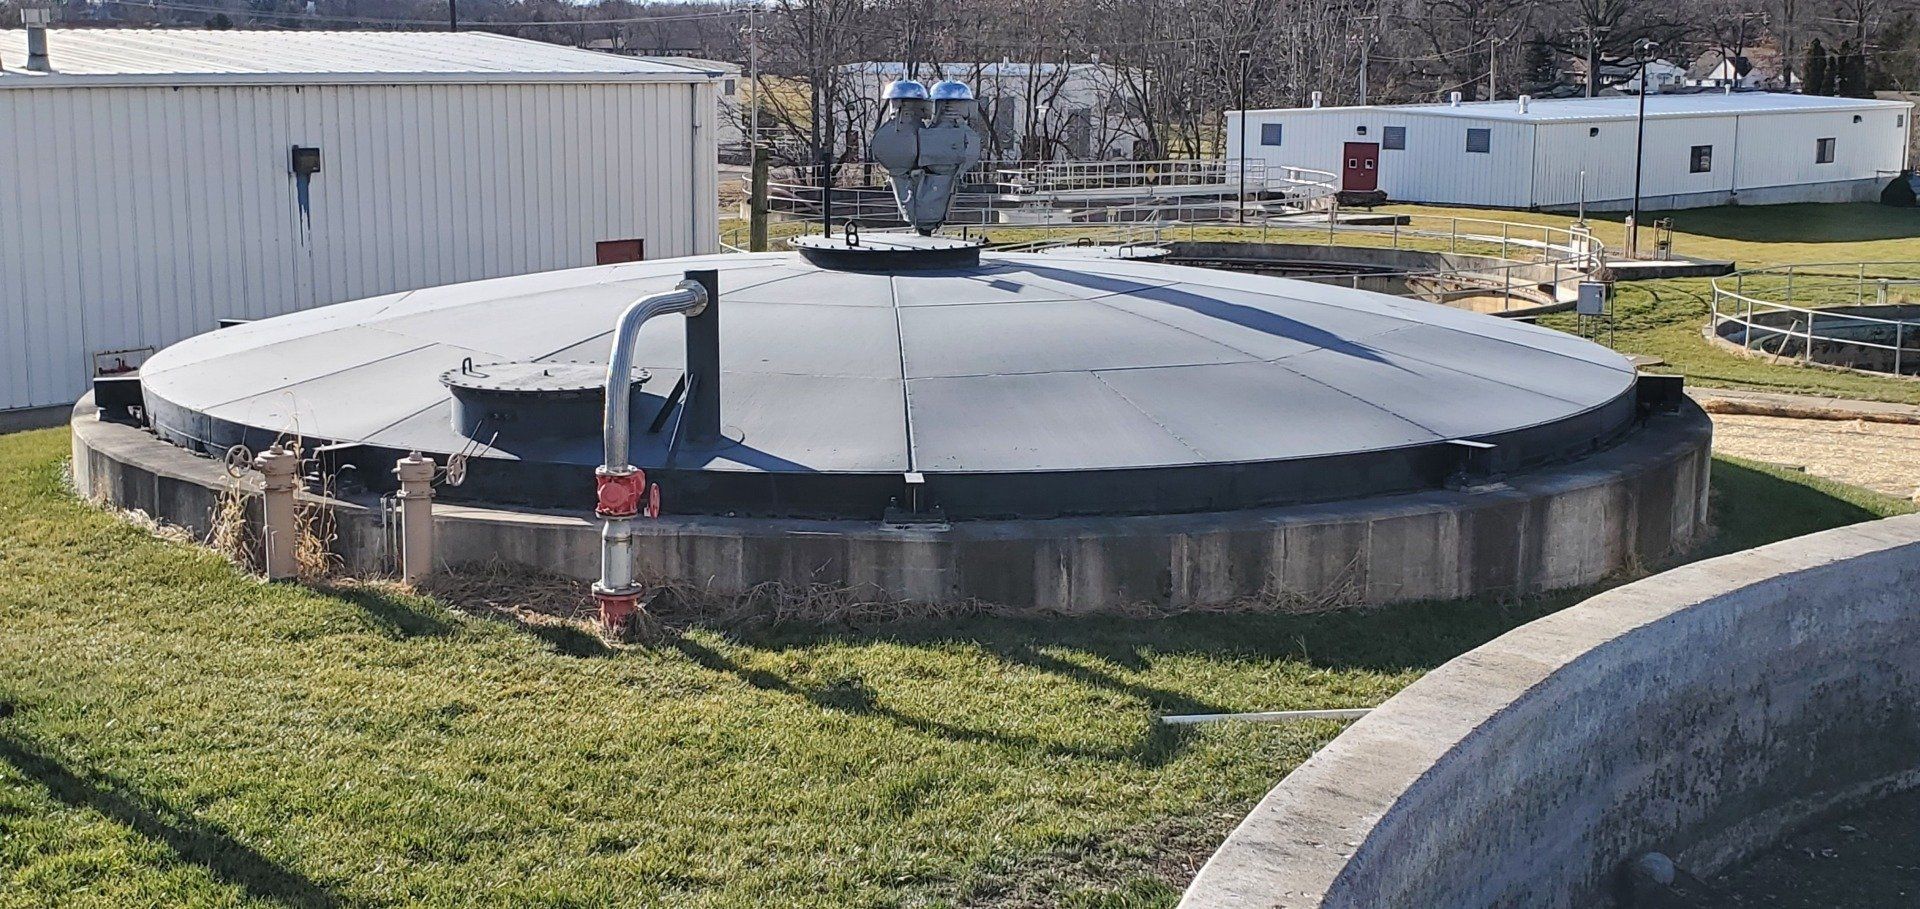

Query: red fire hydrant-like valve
left=595, top=467, right=646, bottom=518
left=593, top=587, right=641, bottom=633
left=592, top=465, right=663, bottom=638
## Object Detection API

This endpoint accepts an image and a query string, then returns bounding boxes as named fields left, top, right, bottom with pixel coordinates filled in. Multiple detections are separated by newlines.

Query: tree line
left=13, top=0, right=1919, bottom=163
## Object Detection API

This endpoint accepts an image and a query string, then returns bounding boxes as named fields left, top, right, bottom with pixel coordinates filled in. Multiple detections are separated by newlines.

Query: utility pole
left=808, top=5, right=832, bottom=234
left=747, top=3, right=760, bottom=152
left=448, top=0, right=457, bottom=32
left=1488, top=37, right=1499, bottom=100
left=1237, top=49, right=1251, bottom=225
left=1629, top=38, right=1658, bottom=259
left=1355, top=19, right=1377, bottom=106
left=1359, top=39, right=1370, bottom=105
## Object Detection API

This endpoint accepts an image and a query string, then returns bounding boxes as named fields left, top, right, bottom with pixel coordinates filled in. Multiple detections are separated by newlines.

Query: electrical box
left=289, top=145, right=322, bottom=176
left=1576, top=280, right=1608, bottom=316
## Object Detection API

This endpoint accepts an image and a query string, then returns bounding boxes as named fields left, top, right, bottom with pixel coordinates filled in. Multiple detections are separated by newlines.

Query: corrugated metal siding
left=1385, top=114, right=1531, bottom=206
left=1232, top=109, right=1531, bottom=206
left=1730, top=108, right=1909, bottom=190
left=0, top=80, right=716, bottom=411
left=1529, top=116, right=1737, bottom=206
left=1530, top=109, right=1906, bottom=206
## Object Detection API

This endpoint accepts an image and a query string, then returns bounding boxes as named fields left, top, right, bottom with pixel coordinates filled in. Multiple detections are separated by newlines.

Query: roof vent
left=869, top=79, right=980, bottom=235
left=20, top=6, right=52, bottom=73
left=1311, top=91, right=1323, bottom=108
left=1448, top=91, right=1462, bottom=107
left=1518, top=94, right=1531, bottom=113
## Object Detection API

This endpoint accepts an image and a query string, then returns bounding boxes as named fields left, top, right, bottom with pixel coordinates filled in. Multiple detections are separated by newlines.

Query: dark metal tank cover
left=139, top=251, right=1641, bottom=519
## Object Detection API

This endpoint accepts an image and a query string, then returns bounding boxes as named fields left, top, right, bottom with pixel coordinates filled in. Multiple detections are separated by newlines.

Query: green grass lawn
left=0, top=427, right=1911, bottom=908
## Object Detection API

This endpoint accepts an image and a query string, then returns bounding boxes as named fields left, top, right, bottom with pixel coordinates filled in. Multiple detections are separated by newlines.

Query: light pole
left=1628, top=38, right=1658, bottom=258
left=1237, top=49, right=1252, bottom=225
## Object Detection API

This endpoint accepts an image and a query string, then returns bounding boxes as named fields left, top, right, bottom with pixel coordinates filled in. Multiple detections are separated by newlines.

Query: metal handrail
left=1708, top=262, right=1920, bottom=374
left=723, top=209, right=1606, bottom=312
left=765, top=158, right=1339, bottom=222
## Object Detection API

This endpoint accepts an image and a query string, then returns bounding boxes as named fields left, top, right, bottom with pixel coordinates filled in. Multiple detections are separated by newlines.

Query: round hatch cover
left=439, top=360, right=646, bottom=395
left=440, top=361, right=650, bottom=442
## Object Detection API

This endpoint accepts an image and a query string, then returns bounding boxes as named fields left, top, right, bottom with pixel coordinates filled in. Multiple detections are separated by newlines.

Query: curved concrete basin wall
left=72, top=396, right=1711, bottom=614
left=1710, top=303, right=1920, bottom=377
left=1182, top=513, right=1920, bottom=908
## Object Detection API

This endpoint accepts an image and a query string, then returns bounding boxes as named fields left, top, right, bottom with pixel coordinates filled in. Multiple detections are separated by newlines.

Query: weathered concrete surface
left=1690, top=386, right=1920, bottom=425
left=1604, top=256, right=1737, bottom=280
left=1180, top=513, right=1920, bottom=908
left=0, top=403, right=70, bottom=434
left=72, top=395, right=1713, bottom=613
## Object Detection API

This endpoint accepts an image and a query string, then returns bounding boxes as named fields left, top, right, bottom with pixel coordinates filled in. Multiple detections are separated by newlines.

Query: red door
left=1342, top=142, right=1380, bottom=192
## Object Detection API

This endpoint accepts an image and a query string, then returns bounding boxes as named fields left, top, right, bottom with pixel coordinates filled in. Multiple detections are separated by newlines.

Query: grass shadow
left=668, top=633, right=1194, bottom=767
left=0, top=733, right=341, bottom=908
left=1579, top=202, right=1920, bottom=245
left=317, top=583, right=456, bottom=640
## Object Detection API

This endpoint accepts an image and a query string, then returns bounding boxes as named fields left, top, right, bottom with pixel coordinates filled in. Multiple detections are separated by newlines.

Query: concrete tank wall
left=1182, top=513, right=1920, bottom=908
left=71, top=395, right=1712, bottom=614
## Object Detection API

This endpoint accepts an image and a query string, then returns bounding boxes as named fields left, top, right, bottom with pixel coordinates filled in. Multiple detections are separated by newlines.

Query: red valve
left=595, top=468, right=647, bottom=518
left=594, top=588, right=640, bottom=634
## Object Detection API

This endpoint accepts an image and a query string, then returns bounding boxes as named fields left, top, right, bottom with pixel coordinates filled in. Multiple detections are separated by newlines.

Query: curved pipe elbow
left=602, top=279, right=708, bottom=471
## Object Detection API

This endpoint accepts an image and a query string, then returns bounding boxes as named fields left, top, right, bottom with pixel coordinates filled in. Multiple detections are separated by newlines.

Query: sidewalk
left=1687, top=387, right=1920, bottom=426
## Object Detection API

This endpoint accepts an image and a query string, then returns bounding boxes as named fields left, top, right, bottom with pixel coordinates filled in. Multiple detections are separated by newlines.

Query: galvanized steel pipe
left=594, top=276, right=709, bottom=633
left=603, top=278, right=707, bottom=470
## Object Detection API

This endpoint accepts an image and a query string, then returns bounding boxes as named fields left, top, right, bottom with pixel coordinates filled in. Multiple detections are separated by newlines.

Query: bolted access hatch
left=440, top=360, right=648, bottom=442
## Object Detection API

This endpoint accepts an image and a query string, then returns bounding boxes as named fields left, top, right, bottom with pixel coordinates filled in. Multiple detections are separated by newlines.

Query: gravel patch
left=1710, top=413, right=1920, bottom=501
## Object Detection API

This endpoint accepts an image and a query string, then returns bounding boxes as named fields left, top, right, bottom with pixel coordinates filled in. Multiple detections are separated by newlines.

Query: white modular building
left=1228, top=92, right=1913, bottom=212
left=0, top=29, right=721, bottom=417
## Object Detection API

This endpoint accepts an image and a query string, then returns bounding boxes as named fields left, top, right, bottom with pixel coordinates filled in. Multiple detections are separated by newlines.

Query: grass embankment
left=0, top=427, right=1910, bottom=908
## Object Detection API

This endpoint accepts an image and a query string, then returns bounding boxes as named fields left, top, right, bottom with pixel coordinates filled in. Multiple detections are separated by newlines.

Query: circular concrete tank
left=97, top=246, right=1711, bottom=611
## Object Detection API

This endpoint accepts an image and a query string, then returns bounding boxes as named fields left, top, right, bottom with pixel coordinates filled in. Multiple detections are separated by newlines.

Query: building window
left=1899, top=114, right=1907, bottom=128
left=1356, top=125, right=1369, bottom=135
left=723, top=78, right=737, bottom=95
left=1383, top=126, right=1406, bottom=150
left=1465, top=128, right=1491, bottom=153
left=1689, top=145, right=1713, bottom=173
left=1816, top=137, right=1836, bottom=164
left=1260, top=123, right=1283, bottom=146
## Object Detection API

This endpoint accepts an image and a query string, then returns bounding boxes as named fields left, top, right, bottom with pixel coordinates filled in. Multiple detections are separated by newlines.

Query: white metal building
left=1228, top=92, right=1913, bottom=212
left=0, top=29, right=721, bottom=416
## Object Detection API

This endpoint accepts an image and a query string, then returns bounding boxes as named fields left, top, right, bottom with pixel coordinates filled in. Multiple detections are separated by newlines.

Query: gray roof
left=0, top=29, right=720, bottom=87
left=140, top=251, right=1636, bottom=480
left=1247, top=91, right=1911, bottom=124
